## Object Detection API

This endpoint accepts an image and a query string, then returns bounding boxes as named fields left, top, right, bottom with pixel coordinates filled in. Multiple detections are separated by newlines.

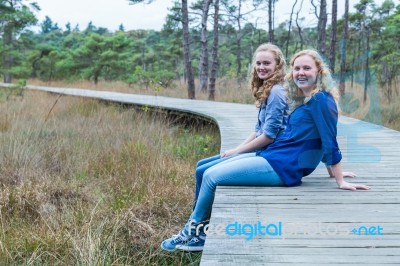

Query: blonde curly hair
left=285, top=49, right=339, bottom=105
left=250, top=43, right=286, bottom=107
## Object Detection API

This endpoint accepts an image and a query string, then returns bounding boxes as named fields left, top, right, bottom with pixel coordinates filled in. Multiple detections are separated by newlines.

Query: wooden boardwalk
left=3, top=84, right=399, bottom=265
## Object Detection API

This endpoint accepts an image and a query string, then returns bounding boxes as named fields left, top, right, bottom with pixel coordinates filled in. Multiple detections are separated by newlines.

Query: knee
left=203, top=169, right=217, bottom=187
left=195, top=166, right=205, bottom=183
left=195, top=159, right=202, bottom=168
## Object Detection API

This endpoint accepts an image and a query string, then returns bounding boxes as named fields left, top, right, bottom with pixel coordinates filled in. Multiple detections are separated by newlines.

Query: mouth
left=296, top=77, right=308, bottom=83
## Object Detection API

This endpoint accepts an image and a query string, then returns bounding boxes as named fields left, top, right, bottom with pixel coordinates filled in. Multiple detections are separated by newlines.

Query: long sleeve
left=261, top=85, right=288, bottom=139
left=311, top=93, right=342, bottom=166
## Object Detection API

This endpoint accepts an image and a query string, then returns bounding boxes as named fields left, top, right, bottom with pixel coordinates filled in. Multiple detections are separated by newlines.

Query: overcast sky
left=31, top=0, right=383, bottom=32
left=33, top=0, right=173, bottom=31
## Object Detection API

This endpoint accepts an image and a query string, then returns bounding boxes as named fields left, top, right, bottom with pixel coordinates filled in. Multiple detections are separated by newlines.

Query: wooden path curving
left=2, top=83, right=399, bottom=265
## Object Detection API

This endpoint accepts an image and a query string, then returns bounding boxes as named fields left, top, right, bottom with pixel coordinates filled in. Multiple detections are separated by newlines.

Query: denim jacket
left=255, top=84, right=289, bottom=139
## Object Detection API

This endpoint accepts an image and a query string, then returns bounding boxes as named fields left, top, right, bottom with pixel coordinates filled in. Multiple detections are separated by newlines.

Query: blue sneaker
left=177, top=236, right=205, bottom=252
left=160, top=231, right=188, bottom=252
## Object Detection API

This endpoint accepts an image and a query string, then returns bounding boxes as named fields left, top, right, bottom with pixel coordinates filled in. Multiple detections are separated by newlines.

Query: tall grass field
left=0, top=89, right=219, bottom=265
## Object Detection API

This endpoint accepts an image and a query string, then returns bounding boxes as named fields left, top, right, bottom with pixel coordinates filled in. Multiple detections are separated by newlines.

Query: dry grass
left=0, top=90, right=219, bottom=265
left=338, top=80, right=400, bottom=130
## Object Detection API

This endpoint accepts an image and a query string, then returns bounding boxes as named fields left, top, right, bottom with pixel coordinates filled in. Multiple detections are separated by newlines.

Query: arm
left=222, top=85, right=287, bottom=158
left=326, top=165, right=356, bottom=178
left=330, top=162, right=370, bottom=191
left=311, top=93, right=368, bottom=191
left=239, top=132, right=257, bottom=147
left=221, top=134, right=273, bottom=157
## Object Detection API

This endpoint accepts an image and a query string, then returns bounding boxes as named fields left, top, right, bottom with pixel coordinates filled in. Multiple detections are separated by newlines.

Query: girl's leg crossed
left=194, top=152, right=256, bottom=206
left=190, top=156, right=283, bottom=223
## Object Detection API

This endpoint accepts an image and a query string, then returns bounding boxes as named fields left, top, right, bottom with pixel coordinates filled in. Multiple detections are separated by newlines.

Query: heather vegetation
left=0, top=90, right=219, bottom=264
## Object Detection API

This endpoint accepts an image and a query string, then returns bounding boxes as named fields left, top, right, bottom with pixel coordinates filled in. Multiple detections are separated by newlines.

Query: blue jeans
left=194, top=153, right=260, bottom=208
left=189, top=155, right=284, bottom=226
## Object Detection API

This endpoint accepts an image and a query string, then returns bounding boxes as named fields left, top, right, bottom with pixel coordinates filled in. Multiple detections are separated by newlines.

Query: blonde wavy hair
left=250, top=43, right=286, bottom=107
left=285, top=49, right=339, bottom=106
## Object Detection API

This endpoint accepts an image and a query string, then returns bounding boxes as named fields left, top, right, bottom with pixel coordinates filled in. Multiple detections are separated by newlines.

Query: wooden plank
left=199, top=247, right=400, bottom=255
left=200, top=255, right=400, bottom=265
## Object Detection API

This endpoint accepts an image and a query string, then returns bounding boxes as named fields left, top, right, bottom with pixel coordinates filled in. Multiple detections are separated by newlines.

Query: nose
left=297, top=69, right=305, bottom=75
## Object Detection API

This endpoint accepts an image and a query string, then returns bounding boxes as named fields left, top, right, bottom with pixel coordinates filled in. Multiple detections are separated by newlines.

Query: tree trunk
left=49, top=60, right=54, bottom=82
left=209, top=0, right=219, bottom=101
left=141, top=45, right=146, bottom=71
left=236, top=26, right=241, bottom=83
left=351, top=44, right=356, bottom=88
left=382, top=61, right=391, bottom=103
left=199, top=0, right=212, bottom=93
left=235, top=0, right=243, bottom=85
left=181, top=0, right=195, bottom=99
left=268, top=0, right=274, bottom=43
left=363, top=26, right=370, bottom=103
left=339, top=0, right=349, bottom=96
left=317, top=0, right=327, bottom=56
left=295, top=0, right=305, bottom=51
left=3, top=26, right=13, bottom=83
left=31, top=54, right=44, bottom=79
left=272, top=0, right=275, bottom=32
left=329, top=0, right=337, bottom=73
left=352, top=35, right=362, bottom=88
left=286, top=0, right=298, bottom=58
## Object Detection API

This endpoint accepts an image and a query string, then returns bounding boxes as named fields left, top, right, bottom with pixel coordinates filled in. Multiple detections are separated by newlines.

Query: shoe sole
left=177, top=246, right=204, bottom=252
left=160, top=242, right=184, bottom=252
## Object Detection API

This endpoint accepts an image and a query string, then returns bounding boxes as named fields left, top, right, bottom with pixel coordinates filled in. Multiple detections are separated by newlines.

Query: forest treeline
left=1, top=0, right=399, bottom=101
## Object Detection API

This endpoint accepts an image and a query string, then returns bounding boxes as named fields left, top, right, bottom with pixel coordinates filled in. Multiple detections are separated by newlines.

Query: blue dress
left=257, top=91, right=342, bottom=186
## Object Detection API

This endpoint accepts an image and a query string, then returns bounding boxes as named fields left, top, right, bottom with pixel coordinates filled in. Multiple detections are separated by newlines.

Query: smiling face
left=255, top=51, right=277, bottom=80
left=292, top=55, right=319, bottom=95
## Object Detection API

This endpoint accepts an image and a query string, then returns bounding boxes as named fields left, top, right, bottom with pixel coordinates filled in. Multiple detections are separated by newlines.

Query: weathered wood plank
left=200, top=254, right=400, bottom=265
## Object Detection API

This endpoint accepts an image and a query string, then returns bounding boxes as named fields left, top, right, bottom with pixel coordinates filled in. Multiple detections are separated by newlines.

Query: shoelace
left=187, top=237, right=199, bottom=244
left=171, top=233, right=186, bottom=244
